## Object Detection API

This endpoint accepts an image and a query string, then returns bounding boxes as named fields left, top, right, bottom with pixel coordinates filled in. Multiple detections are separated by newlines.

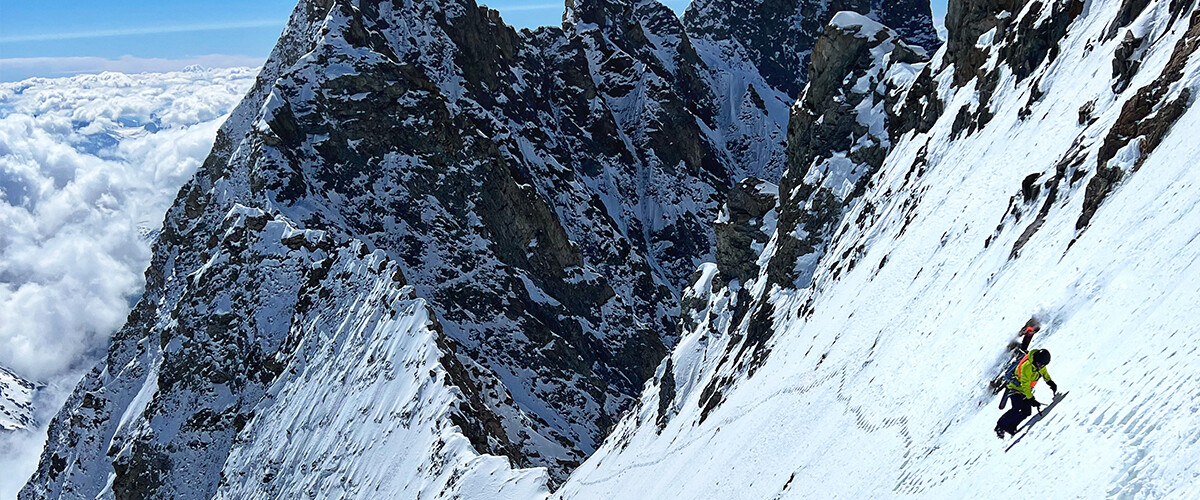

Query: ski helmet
left=1033, top=349, right=1051, bottom=367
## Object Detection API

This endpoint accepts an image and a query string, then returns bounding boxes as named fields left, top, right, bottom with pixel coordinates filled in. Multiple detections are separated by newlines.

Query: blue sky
left=0, top=1, right=947, bottom=81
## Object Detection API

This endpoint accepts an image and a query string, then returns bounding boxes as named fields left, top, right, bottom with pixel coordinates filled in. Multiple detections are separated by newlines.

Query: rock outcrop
left=671, top=11, right=933, bottom=431
left=684, top=0, right=939, bottom=98
left=1080, top=7, right=1199, bottom=230
left=773, top=13, right=929, bottom=292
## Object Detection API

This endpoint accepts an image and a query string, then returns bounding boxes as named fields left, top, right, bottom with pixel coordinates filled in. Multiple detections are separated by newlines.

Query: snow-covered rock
left=1, top=365, right=37, bottom=432
left=684, top=0, right=939, bottom=98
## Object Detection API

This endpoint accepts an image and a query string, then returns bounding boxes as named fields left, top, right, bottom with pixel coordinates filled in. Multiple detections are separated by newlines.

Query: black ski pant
left=996, top=391, right=1036, bottom=435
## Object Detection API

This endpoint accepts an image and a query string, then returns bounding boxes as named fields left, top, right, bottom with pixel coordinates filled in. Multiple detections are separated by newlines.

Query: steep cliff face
left=560, top=0, right=1200, bottom=498
left=664, top=14, right=933, bottom=418
left=684, top=0, right=939, bottom=98
left=773, top=13, right=930, bottom=293
left=21, top=0, right=790, bottom=496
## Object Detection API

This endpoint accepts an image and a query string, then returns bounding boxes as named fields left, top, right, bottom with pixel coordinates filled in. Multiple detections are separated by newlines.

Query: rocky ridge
left=676, top=13, right=935, bottom=421
left=20, top=0, right=801, bottom=496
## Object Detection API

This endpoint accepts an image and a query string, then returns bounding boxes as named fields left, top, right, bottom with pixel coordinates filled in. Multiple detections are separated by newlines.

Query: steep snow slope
left=208, top=226, right=548, bottom=500
left=560, top=1, right=1200, bottom=498
left=22, top=207, right=550, bottom=499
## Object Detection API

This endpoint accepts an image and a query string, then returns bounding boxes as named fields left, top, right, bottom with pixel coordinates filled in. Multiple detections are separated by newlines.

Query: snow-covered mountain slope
left=1, top=365, right=36, bottom=432
left=23, top=208, right=548, bottom=499
left=1, top=366, right=44, bottom=500
left=19, top=0, right=817, bottom=496
left=213, top=249, right=549, bottom=499
left=559, top=1, right=1200, bottom=498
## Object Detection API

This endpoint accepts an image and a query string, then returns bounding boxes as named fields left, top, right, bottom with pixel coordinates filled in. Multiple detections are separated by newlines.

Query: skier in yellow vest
left=995, top=349, right=1057, bottom=438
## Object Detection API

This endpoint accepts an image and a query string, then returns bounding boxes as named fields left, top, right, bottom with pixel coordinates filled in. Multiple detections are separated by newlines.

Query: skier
left=995, top=348, right=1057, bottom=438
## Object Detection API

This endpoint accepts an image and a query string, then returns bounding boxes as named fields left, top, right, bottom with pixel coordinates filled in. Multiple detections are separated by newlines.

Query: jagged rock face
left=714, top=178, right=778, bottom=286
left=772, top=14, right=928, bottom=292
left=1079, top=7, right=1200, bottom=230
left=944, top=0, right=1083, bottom=132
left=1, top=365, right=37, bottom=432
left=22, top=0, right=789, bottom=495
left=676, top=14, right=931, bottom=423
left=684, top=0, right=939, bottom=98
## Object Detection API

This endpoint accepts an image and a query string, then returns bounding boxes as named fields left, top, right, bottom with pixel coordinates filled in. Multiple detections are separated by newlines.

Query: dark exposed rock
left=1079, top=99, right=1098, bottom=125
left=1112, top=30, right=1146, bottom=93
left=655, top=358, right=677, bottom=432
left=1104, top=0, right=1153, bottom=40
left=684, top=0, right=938, bottom=98
left=945, top=0, right=1025, bottom=87
left=951, top=69, right=999, bottom=137
left=946, top=0, right=1083, bottom=87
left=714, top=178, right=778, bottom=286
left=773, top=15, right=927, bottom=289
left=945, top=0, right=1083, bottom=135
left=112, top=442, right=171, bottom=500
left=888, top=65, right=945, bottom=142
left=1079, top=8, right=1200, bottom=230
left=998, top=1, right=1084, bottom=82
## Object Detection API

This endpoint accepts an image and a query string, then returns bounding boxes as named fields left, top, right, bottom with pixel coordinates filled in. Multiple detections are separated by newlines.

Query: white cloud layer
left=0, top=68, right=256, bottom=382
left=0, top=55, right=266, bottom=82
left=0, top=21, right=284, bottom=43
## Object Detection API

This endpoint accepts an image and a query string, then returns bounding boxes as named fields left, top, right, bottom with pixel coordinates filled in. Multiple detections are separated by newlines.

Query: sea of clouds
left=0, top=67, right=255, bottom=496
left=0, top=66, right=256, bottom=380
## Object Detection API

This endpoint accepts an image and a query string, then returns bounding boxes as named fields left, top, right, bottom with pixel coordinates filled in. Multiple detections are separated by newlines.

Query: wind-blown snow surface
left=0, top=68, right=257, bottom=380
left=0, top=68, right=255, bottom=499
left=560, top=1, right=1200, bottom=498
left=214, top=242, right=548, bottom=499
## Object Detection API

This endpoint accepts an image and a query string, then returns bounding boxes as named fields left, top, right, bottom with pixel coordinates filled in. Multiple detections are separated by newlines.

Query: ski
left=1004, top=391, right=1068, bottom=452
